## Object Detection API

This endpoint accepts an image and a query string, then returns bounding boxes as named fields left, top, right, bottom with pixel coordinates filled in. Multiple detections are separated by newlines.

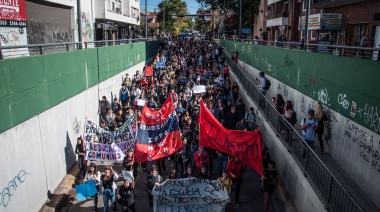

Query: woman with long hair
left=101, top=165, right=119, bottom=211
left=83, top=163, right=101, bottom=211
left=283, top=100, right=294, bottom=126
left=75, top=137, right=86, bottom=177
left=315, top=102, right=328, bottom=154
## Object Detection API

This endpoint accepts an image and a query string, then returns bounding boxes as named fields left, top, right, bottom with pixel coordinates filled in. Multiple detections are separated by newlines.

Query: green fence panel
left=0, top=41, right=159, bottom=133
left=221, top=40, right=380, bottom=134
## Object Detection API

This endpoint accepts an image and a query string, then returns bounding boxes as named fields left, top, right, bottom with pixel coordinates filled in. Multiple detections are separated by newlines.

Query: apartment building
left=253, top=0, right=379, bottom=47
left=94, top=0, right=140, bottom=40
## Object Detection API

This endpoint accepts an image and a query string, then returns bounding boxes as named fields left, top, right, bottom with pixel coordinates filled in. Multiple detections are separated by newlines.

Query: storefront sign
left=299, top=13, right=342, bottom=31
left=0, top=0, right=27, bottom=22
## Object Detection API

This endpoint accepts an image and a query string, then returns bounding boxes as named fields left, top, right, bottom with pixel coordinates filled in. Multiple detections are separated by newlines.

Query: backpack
left=303, top=117, right=317, bottom=126
left=291, top=111, right=297, bottom=124
left=263, top=78, right=271, bottom=90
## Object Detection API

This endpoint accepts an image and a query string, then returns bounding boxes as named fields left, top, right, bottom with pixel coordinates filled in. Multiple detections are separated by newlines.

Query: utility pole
left=239, top=0, right=242, bottom=39
left=304, top=0, right=310, bottom=47
left=77, top=0, right=82, bottom=48
left=145, top=0, right=148, bottom=38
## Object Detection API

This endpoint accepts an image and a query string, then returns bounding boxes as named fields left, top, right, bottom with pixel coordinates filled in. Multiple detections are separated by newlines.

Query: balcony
left=267, top=17, right=289, bottom=27
left=311, top=0, right=367, bottom=9
left=267, top=0, right=284, bottom=6
left=94, top=1, right=140, bottom=25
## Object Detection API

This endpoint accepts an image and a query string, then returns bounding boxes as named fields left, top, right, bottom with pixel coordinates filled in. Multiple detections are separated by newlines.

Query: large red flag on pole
left=134, top=97, right=182, bottom=162
left=199, top=100, right=263, bottom=175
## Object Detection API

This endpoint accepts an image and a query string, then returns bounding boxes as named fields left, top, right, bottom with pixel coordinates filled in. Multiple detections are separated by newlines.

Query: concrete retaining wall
left=0, top=61, right=145, bottom=212
left=229, top=66, right=326, bottom=212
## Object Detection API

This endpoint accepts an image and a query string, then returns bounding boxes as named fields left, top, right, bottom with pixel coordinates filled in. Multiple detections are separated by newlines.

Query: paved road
left=62, top=157, right=281, bottom=212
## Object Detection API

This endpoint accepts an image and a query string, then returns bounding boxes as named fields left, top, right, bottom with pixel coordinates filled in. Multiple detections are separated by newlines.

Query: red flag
left=145, top=65, right=153, bottom=77
left=199, top=100, right=263, bottom=175
left=134, top=97, right=182, bottom=162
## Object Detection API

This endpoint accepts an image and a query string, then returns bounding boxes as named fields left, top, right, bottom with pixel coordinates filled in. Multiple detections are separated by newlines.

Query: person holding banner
left=218, top=170, right=232, bottom=196
left=75, top=137, right=87, bottom=178
left=226, top=157, right=245, bottom=207
left=83, top=163, right=101, bottom=211
left=101, top=166, right=119, bottom=212
left=122, top=149, right=138, bottom=180
left=144, top=165, right=163, bottom=207
left=194, top=146, right=209, bottom=174
left=176, top=137, right=191, bottom=177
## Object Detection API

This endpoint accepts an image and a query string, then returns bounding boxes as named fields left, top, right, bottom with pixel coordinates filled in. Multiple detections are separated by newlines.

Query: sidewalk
left=57, top=158, right=284, bottom=212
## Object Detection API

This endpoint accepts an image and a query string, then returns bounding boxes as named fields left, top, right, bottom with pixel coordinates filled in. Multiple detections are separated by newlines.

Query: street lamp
left=239, top=0, right=242, bottom=39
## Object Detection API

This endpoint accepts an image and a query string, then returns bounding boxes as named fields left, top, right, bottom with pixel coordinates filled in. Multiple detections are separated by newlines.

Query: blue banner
left=75, top=180, right=98, bottom=201
left=156, top=61, right=166, bottom=68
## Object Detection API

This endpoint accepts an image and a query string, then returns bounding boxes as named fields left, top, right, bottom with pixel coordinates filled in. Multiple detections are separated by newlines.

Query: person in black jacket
left=75, top=137, right=86, bottom=178
left=145, top=165, right=163, bottom=207
left=262, top=160, right=279, bottom=212
left=226, top=106, right=239, bottom=129
left=117, top=180, right=136, bottom=212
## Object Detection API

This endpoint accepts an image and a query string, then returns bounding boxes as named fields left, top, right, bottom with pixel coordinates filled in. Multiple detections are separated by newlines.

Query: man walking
left=301, top=109, right=318, bottom=156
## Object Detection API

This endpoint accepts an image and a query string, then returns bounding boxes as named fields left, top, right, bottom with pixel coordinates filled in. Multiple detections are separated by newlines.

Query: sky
left=140, top=0, right=201, bottom=15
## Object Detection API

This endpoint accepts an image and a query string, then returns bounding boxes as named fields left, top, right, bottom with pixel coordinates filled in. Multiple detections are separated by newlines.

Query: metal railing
left=84, top=38, right=157, bottom=48
left=0, top=42, right=81, bottom=60
left=223, top=49, right=363, bottom=212
left=0, top=38, right=159, bottom=60
left=225, top=38, right=380, bottom=60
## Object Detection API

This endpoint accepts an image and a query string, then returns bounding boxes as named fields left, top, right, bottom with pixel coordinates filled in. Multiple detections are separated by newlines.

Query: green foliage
left=196, top=0, right=260, bottom=30
left=156, top=0, right=189, bottom=33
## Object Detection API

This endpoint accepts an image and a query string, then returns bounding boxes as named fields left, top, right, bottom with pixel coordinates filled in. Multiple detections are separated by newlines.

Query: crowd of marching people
left=76, top=35, right=279, bottom=212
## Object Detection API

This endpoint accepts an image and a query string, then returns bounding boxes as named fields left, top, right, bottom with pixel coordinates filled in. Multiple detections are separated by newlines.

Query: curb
left=39, top=163, right=80, bottom=212
left=276, top=177, right=298, bottom=212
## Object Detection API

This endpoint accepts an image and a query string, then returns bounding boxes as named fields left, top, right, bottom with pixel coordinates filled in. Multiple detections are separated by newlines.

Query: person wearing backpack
left=257, top=72, right=270, bottom=109
left=301, top=109, right=318, bottom=157
left=245, top=107, right=256, bottom=130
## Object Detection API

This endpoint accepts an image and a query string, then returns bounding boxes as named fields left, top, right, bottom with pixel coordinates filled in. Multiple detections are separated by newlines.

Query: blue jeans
left=103, top=189, right=116, bottom=212
left=218, top=156, right=228, bottom=177
left=303, top=139, right=315, bottom=156
left=93, top=184, right=100, bottom=209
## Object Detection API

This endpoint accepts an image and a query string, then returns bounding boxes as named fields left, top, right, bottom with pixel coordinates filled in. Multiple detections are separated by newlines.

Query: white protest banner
left=192, top=85, right=206, bottom=94
left=137, top=99, right=146, bottom=107
left=152, top=178, right=230, bottom=211
left=83, top=115, right=138, bottom=161
left=122, top=170, right=133, bottom=183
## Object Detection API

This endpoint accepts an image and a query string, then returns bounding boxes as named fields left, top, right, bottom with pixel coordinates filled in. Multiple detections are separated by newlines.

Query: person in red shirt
left=193, top=146, right=209, bottom=174
left=226, top=157, right=244, bottom=207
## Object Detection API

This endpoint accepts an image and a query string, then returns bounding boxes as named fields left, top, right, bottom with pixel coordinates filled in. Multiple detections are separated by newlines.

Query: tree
left=156, top=0, right=189, bottom=34
left=196, top=0, right=260, bottom=32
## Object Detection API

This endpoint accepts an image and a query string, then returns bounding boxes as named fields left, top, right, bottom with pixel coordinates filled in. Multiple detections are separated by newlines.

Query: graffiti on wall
left=318, top=88, right=331, bottom=106
left=344, top=119, right=380, bottom=173
left=356, top=104, right=380, bottom=133
left=284, top=55, right=294, bottom=67
left=0, top=170, right=31, bottom=208
left=81, top=11, right=93, bottom=42
left=73, top=117, right=81, bottom=135
left=337, top=94, right=350, bottom=110
left=325, top=107, right=339, bottom=130
left=27, top=22, right=72, bottom=44
left=0, top=27, right=27, bottom=46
